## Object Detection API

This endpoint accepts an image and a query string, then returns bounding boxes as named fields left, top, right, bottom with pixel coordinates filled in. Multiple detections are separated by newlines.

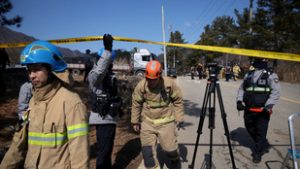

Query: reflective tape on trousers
left=144, top=115, right=175, bottom=125
left=1, top=36, right=300, bottom=62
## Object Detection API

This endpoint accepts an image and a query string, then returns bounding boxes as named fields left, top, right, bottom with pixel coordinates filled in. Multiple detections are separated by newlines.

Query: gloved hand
left=176, top=121, right=185, bottom=130
left=263, top=104, right=273, bottom=115
left=236, top=101, right=245, bottom=111
left=132, top=123, right=141, bottom=133
left=103, top=34, right=113, bottom=51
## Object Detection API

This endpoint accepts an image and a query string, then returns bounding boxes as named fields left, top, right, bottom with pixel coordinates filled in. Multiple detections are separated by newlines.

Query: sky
left=7, top=0, right=255, bottom=55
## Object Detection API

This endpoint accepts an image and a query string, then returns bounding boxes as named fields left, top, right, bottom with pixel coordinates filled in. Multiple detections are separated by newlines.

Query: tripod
left=189, top=65, right=237, bottom=169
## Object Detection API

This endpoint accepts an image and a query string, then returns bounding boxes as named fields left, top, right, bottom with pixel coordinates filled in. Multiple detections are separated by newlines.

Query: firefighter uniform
left=232, top=64, right=241, bottom=81
left=131, top=76, right=184, bottom=169
left=236, top=68, right=280, bottom=162
left=0, top=41, right=90, bottom=169
left=25, top=79, right=89, bottom=168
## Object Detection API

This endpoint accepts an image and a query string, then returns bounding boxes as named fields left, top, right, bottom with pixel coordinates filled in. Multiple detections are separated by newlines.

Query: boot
left=252, top=153, right=262, bottom=163
left=170, top=159, right=181, bottom=169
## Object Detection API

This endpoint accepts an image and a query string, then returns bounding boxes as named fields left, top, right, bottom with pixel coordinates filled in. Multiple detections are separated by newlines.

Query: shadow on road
left=90, top=137, right=141, bottom=169
left=230, top=127, right=255, bottom=152
left=112, top=138, right=141, bottom=169
left=183, top=99, right=202, bottom=117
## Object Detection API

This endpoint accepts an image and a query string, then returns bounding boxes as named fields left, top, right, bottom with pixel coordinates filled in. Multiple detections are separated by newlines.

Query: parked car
left=167, top=68, right=177, bottom=78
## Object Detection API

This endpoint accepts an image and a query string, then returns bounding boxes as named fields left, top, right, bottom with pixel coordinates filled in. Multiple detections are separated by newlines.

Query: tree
left=167, top=30, right=187, bottom=73
left=234, top=0, right=300, bottom=53
left=114, top=49, right=131, bottom=64
left=0, top=0, right=22, bottom=27
left=195, top=16, right=238, bottom=64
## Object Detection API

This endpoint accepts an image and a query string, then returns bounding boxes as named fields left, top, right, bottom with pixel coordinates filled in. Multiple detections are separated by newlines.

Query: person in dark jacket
left=0, top=48, right=10, bottom=97
left=17, top=82, right=33, bottom=119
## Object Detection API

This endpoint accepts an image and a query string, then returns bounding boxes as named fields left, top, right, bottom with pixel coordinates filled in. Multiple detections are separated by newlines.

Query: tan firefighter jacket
left=131, top=77, right=184, bottom=125
left=24, top=80, right=89, bottom=169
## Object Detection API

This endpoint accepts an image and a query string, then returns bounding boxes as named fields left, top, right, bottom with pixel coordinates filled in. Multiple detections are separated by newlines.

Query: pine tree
left=0, top=0, right=22, bottom=27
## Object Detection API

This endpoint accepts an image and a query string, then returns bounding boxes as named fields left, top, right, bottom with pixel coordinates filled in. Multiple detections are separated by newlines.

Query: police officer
left=88, top=34, right=121, bottom=169
left=131, top=60, right=184, bottom=169
left=236, top=58, right=280, bottom=163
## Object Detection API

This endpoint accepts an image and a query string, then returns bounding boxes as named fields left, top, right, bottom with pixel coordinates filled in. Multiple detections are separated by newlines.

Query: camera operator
left=88, top=34, right=122, bottom=169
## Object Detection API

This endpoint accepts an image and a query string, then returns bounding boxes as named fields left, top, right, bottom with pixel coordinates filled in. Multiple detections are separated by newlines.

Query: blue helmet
left=20, top=40, right=67, bottom=72
left=97, top=48, right=116, bottom=60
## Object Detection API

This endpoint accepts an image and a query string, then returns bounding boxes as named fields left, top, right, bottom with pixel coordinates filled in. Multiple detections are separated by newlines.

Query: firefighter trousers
left=140, top=121, right=179, bottom=169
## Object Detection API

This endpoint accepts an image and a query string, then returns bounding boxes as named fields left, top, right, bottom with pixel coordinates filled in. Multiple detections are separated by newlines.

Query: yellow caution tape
left=1, top=35, right=300, bottom=62
left=113, top=36, right=300, bottom=62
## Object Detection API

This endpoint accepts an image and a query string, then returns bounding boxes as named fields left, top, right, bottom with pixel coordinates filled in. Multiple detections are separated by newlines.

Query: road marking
left=280, top=96, right=300, bottom=104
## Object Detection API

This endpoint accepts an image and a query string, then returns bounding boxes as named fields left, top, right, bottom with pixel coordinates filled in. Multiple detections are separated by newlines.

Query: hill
left=0, top=26, right=84, bottom=65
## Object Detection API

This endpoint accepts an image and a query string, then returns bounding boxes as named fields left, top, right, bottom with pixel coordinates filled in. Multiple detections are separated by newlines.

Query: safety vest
left=243, top=70, right=271, bottom=108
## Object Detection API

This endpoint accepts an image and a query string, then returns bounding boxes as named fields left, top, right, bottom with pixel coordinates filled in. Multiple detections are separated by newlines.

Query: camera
left=207, top=63, right=221, bottom=78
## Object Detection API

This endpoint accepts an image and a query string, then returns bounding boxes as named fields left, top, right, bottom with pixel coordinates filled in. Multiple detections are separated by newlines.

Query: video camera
left=207, top=63, right=222, bottom=78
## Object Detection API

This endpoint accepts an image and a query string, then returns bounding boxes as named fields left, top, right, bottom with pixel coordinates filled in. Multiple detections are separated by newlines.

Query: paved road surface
left=138, top=76, right=300, bottom=169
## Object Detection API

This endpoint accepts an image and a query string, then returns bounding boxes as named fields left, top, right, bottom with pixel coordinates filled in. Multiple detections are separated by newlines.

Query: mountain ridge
left=0, top=26, right=84, bottom=65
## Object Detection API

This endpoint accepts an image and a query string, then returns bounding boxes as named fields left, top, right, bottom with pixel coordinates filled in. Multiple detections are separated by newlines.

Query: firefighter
left=236, top=58, right=280, bottom=163
left=0, top=41, right=90, bottom=168
left=87, top=34, right=121, bottom=169
left=232, top=64, right=241, bottom=81
left=131, top=60, right=184, bottom=169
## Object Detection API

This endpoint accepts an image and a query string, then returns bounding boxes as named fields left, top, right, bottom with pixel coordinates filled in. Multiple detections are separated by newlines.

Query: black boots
left=252, top=153, right=262, bottom=163
left=252, top=143, right=272, bottom=163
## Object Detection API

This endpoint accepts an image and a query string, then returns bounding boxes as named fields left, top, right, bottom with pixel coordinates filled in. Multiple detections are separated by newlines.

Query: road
left=138, top=76, right=300, bottom=169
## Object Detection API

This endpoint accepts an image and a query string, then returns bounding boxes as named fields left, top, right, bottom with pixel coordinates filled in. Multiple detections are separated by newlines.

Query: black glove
left=176, top=121, right=185, bottom=130
left=236, top=101, right=245, bottom=111
left=103, top=34, right=113, bottom=51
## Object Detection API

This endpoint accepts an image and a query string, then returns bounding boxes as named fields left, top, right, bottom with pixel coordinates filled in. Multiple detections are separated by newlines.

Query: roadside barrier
left=0, top=35, right=300, bottom=62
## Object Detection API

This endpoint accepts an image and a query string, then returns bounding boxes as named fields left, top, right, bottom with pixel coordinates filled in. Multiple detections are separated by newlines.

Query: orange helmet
left=145, top=60, right=162, bottom=79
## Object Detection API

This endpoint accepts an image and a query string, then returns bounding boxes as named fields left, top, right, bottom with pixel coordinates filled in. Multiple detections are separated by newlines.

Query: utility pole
left=161, top=0, right=167, bottom=76
left=168, top=25, right=176, bottom=68
left=249, top=0, right=253, bottom=34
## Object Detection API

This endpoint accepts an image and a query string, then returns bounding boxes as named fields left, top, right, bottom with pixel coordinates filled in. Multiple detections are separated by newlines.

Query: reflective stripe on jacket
left=25, top=81, right=89, bottom=169
left=131, top=76, right=184, bottom=125
left=243, top=70, right=270, bottom=107
left=237, top=69, right=280, bottom=108
left=28, top=123, right=88, bottom=146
